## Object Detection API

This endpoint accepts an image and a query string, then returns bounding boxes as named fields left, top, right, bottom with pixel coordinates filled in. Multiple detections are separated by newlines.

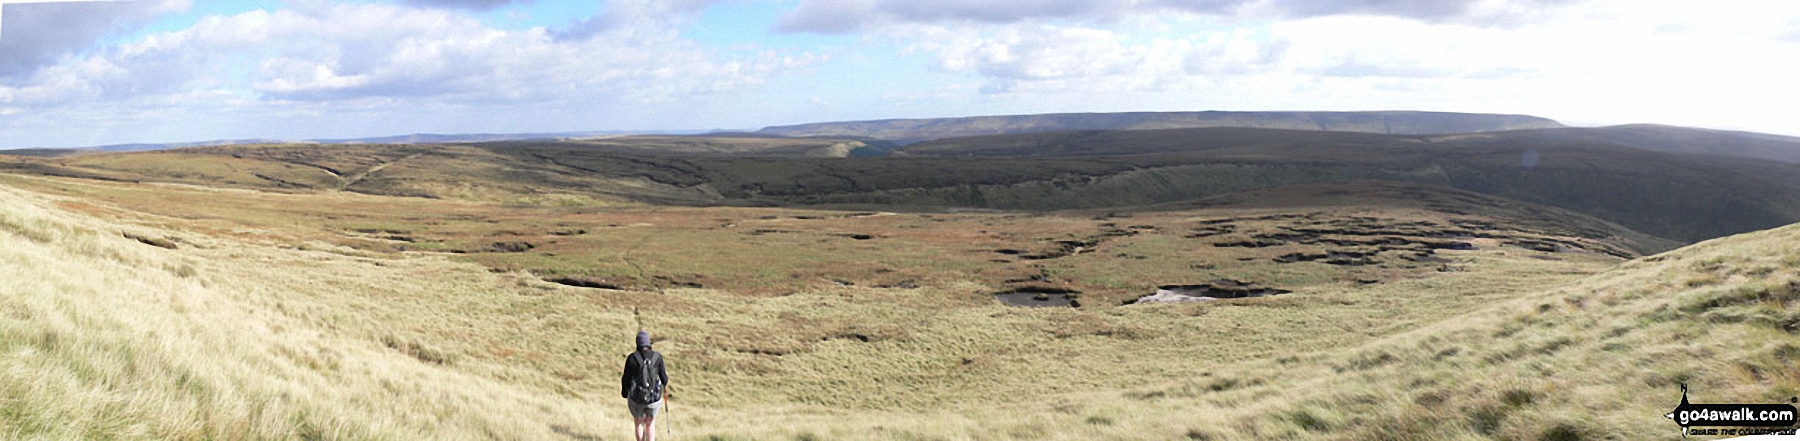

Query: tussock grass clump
left=1662, top=279, right=1800, bottom=332
left=1538, top=422, right=1587, bottom=441
left=1183, top=428, right=1218, bottom=440
left=0, top=209, right=59, bottom=243
left=1684, top=273, right=1721, bottom=287
left=1501, top=388, right=1536, bottom=407
left=381, top=335, right=456, bottom=365
left=1277, top=406, right=1339, bottom=433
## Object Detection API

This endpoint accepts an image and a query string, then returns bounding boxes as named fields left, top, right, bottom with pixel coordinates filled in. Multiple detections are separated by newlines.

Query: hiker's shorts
left=629, top=400, right=662, bottom=419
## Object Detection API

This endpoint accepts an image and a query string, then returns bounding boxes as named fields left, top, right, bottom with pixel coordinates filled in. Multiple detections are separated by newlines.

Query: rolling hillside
left=757, top=110, right=1563, bottom=141
left=0, top=117, right=1792, bottom=440
left=1428, top=124, right=1800, bottom=164
left=7, top=127, right=1800, bottom=245
left=486, top=134, right=893, bottom=157
left=2, top=167, right=1795, bottom=439
left=889, top=127, right=1800, bottom=243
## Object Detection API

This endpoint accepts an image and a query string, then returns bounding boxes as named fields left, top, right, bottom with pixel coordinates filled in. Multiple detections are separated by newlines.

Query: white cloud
left=805, top=0, right=1800, bottom=136
left=886, top=19, right=1290, bottom=98
left=6, top=0, right=1800, bottom=146
left=776, top=0, right=1580, bottom=34
left=0, top=1, right=817, bottom=146
left=401, top=0, right=526, bottom=11
left=0, top=0, right=187, bottom=76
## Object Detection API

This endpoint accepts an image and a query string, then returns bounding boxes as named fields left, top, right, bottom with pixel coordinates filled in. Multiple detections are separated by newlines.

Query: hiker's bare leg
left=645, top=416, right=657, bottom=441
left=635, top=416, right=649, bottom=441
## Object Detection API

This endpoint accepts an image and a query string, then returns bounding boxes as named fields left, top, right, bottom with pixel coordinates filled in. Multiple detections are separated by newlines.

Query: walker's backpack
left=628, top=351, right=664, bottom=404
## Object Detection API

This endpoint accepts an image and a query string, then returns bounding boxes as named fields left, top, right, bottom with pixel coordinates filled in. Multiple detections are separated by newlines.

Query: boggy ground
left=4, top=172, right=1652, bottom=306
left=3, top=172, right=1792, bottom=440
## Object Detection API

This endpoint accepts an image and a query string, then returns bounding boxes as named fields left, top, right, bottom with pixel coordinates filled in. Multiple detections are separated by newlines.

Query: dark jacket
left=621, top=349, right=668, bottom=403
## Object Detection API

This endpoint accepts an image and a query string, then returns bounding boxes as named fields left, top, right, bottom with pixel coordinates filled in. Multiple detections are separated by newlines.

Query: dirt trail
left=339, top=153, right=422, bottom=190
left=290, top=161, right=345, bottom=178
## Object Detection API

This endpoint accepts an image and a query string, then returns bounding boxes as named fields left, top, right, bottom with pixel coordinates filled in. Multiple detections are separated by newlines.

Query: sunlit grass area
left=2, top=172, right=1795, bottom=440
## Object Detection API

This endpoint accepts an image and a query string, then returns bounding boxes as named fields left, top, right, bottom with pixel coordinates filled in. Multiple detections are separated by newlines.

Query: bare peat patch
left=1273, top=250, right=1379, bottom=266
left=1506, top=239, right=1567, bottom=253
left=543, top=276, right=623, bottom=290
left=451, top=241, right=537, bottom=253
left=1126, top=280, right=1292, bottom=304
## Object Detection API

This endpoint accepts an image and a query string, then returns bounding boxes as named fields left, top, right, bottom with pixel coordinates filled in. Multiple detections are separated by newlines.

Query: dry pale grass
left=0, top=186, right=622, bottom=439
left=2, top=176, right=1796, bottom=440
left=1102, top=222, right=1800, bottom=441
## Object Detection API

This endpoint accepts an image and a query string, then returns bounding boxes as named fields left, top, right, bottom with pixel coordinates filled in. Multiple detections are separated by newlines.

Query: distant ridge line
left=756, top=110, right=1564, bottom=142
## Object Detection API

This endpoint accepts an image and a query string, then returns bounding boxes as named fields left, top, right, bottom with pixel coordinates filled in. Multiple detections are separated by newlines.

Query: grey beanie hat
left=636, top=331, right=651, bottom=348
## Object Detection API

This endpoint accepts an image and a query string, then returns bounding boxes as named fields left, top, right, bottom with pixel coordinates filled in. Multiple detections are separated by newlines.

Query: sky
left=0, top=0, right=1798, bottom=148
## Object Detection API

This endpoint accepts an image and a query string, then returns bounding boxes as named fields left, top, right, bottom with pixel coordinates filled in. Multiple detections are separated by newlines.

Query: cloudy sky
left=1, top=0, right=1797, bottom=148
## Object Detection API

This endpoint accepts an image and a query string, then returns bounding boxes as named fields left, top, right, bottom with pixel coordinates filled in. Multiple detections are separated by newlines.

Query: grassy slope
left=0, top=149, right=87, bottom=158
left=891, top=127, right=1800, bottom=243
left=489, top=135, right=882, bottom=158
left=1429, top=124, right=1800, bottom=164
left=757, top=111, right=1562, bottom=140
left=8, top=128, right=1799, bottom=244
left=0, top=173, right=1670, bottom=298
left=1144, top=181, right=1686, bottom=255
left=3, top=174, right=1795, bottom=440
left=1023, top=223, right=1800, bottom=441
left=0, top=185, right=624, bottom=439
left=900, top=124, right=1800, bottom=165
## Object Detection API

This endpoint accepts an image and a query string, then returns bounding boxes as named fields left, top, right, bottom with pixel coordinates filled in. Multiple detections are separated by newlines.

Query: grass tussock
left=0, top=187, right=619, bottom=439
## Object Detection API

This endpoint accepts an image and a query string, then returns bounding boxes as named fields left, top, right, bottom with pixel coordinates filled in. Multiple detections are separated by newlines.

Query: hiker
left=622, top=331, right=668, bottom=441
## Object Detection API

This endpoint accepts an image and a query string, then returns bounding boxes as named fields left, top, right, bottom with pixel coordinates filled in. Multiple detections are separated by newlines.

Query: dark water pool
left=994, top=287, right=1081, bottom=307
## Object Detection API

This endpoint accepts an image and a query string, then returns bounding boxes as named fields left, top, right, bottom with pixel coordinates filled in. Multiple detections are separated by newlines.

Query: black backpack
left=628, top=351, right=664, bottom=404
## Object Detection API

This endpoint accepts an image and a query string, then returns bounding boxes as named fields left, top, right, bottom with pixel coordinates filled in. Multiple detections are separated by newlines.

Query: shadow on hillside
left=550, top=424, right=603, bottom=441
